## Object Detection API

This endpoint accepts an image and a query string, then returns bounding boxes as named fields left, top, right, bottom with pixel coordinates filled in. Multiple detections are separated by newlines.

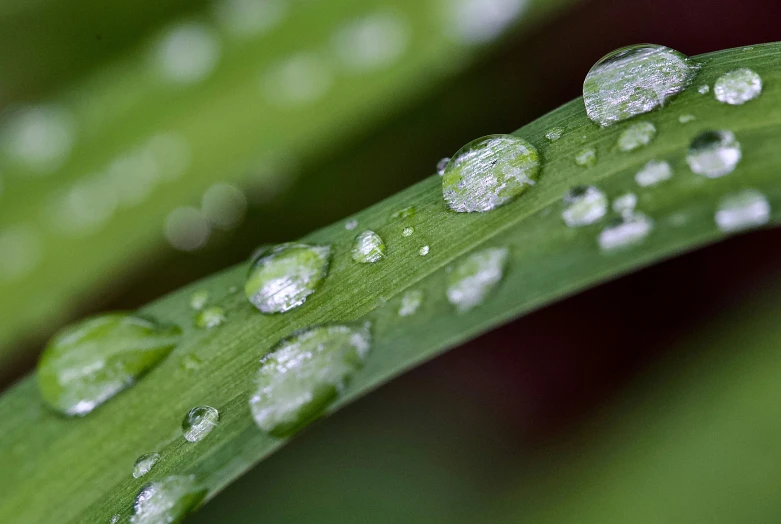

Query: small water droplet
left=351, top=230, right=386, bottom=263
left=398, top=289, right=424, bottom=317
left=154, top=22, right=221, bottom=85
left=344, top=218, right=358, bottom=230
left=249, top=324, right=371, bottom=436
left=714, top=68, right=762, bottom=105
left=612, top=193, right=638, bottom=217
left=447, top=247, right=508, bottom=312
left=686, top=130, right=741, bottom=178
left=436, top=157, right=450, bottom=176
left=561, top=186, right=608, bottom=227
left=390, top=206, right=416, bottom=220
left=442, top=135, right=540, bottom=213
left=575, top=147, right=597, bottom=167
left=189, top=290, right=209, bottom=310
left=678, top=114, right=696, bottom=124
left=545, top=127, right=564, bottom=142
left=36, top=313, right=182, bottom=416
left=617, top=121, right=656, bottom=152
left=182, top=406, right=219, bottom=442
left=133, top=452, right=161, bottom=479
left=698, top=84, right=710, bottom=94
left=418, top=245, right=430, bottom=256
left=402, top=226, right=415, bottom=237
left=165, top=207, right=211, bottom=252
left=245, top=243, right=331, bottom=313
left=583, top=44, right=697, bottom=126
left=0, top=105, right=76, bottom=174
left=598, top=213, right=653, bottom=251
left=635, top=160, right=673, bottom=187
left=110, top=514, right=120, bottom=524
left=131, top=475, right=206, bottom=524
left=194, top=306, right=226, bottom=329
left=181, top=353, right=203, bottom=372
left=715, top=189, right=770, bottom=232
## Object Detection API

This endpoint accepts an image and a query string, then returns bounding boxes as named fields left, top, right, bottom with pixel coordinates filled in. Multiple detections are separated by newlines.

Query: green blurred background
left=3, top=0, right=781, bottom=521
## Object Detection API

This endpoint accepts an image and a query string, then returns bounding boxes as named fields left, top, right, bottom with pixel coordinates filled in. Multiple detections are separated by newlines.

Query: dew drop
left=390, top=206, right=416, bottom=220
left=351, top=230, right=386, bottom=263
left=189, top=290, right=209, bottom=310
left=715, top=189, right=770, bottom=232
left=686, top=130, right=741, bottom=178
left=344, top=218, right=358, bottom=230
left=131, top=475, right=206, bottom=524
left=249, top=324, right=371, bottom=437
left=612, top=192, right=638, bottom=217
left=133, top=452, right=161, bottom=479
left=182, top=406, right=219, bottom=442
left=545, top=127, right=564, bottom=142
left=442, top=134, right=540, bottom=213
left=635, top=160, right=673, bottom=187
left=617, top=121, right=656, bottom=152
left=398, top=290, right=424, bottom=317
left=402, top=226, right=415, bottom=237
left=418, top=245, right=430, bottom=256
left=447, top=247, right=508, bottom=312
left=678, top=114, right=696, bottom=124
left=561, top=186, right=608, bottom=227
left=110, top=514, right=120, bottom=524
left=36, top=313, right=182, bottom=416
left=575, top=147, right=597, bottom=167
left=698, top=84, right=710, bottom=94
left=194, top=306, right=226, bottom=329
left=180, top=353, right=203, bottom=372
left=436, top=157, right=450, bottom=176
left=244, top=243, right=331, bottom=314
left=583, top=44, right=697, bottom=127
left=714, top=68, right=762, bottom=105
left=598, top=213, right=653, bottom=251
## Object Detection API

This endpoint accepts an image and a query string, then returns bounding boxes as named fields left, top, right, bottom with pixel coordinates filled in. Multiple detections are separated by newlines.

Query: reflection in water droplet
left=36, top=313, right=182, bottom=416
left=714, top=68, right=762, bottom=105
left=402, top=226, right=414, bottom=237
left=419, top=245, right=430, bottom=256
left=154, top=22, right=221, bottom=84
left=715, top=189, right=770, bottom=232
left=598, top=213, right=653, bottom=251
left=575, top=148, right=597, bottom=167
left=189, top=290, right=209, bottom=310
left=583, top=44, right=697, bottom=126
left=182, top=406, right=220, bottom=442
left=262, top=53, right=332, bottom=107
left=635, top=160, right=672, bottom=187
left=436, top=157, right=450, bottom=176
left=447, top=247, right=508, bottom=312
left=133, top=452, right=161, bottom=479
left=442, top=134, right=540, bottom=213
left=398, top=289, right=424, bottom=316
left=245, top=243, right=331, bottom=313
left=686, top=130, right=741, bottom=178
left=131, top=475, right=206, bottom=524
left=201, top=183, right=247, bottom=230
left=194, top=306, right=226, bottom=329
left=333, top=10, right=409, bottom=72
left=445, top=0, right=529, bottom=44
left=249, top=324, right=371, bottom=436
left=612, top=193, right=638, bottom=217
left=561, top=186, right=607, bottom=227
left=678, top=114, right=696, bottom=124
left=345, top=219, right=358, bottom=231
left=0, top=104, right=76, bottom=173
left=352, top=230, right=386, bottom=263
left=617, top=121, right=656, bottom=152
left=545, top=127, right=564, bottom=142
left=214, top=0, right=287, bottom=39
left=165, top=207, right=211, bottom=251
left=0, top=225, right=43, bottom=282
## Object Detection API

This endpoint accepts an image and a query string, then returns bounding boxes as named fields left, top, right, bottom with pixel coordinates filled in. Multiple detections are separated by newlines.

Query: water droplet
left=132, top=452, right=161, bottom=479
left=446, top=247, right=508, bottom=312
left=110, top=514, right=120, bottom=524
left=181, top=353, right=203, bottom=372
left=418, top=245, right=430, bottom=256
left=442, top=134, right=540, bottom=213
left=201, top=183, right=247, bottom=230
left=612, top=193, right=638, bottom=217
left=245, top=243, right=331, bottom=313
left=583, top=44, right=697, bottom=127
left=445, top=0, right=529, bottom=44
left=545, top=127, right=564, bottom=142
left=698, top=84, right=710, bottom=94
left=402, top=226, right=415, bottom=237
left=345, top=219, right=358, bottom=231
left=165, top=207, right=211, bottom=252
left=262, top=53, right=332, bottom=107
left=561, top=186, right=608, bottom=227
left=0, top=104, right=76, bottom=173
left=686, top=130, right=741, bottom=178
left=352, top=230, right=386, bottom=263
left=194, top=306, right=226, bottom=329
left=333, top=10, right=409, bottom=72
left=131, top=475, right=206, bottom=524
left=154, top=22, right=221, bottom=85
left=598, top=213, right=653, bottom=251
left=390, top=206, right=416, bottom=220
left=436, top=157, right=450, bottom=176
left=36, top=313, right=182, bottom=416
left=617, top=121, right=656, bottom=152
left=678, top=114, right=696, bottom=124
left=715, top=189, right=770, bottom=232
left=189, top=290, right=209, bottom=310
left=714, top=68, right=762, bottom=105
left=398, top=290, right=424, bottom=316
left=182, top=406, right=219, bottom=442
left=635, top=160, right=673, bottom=187
left=214, top=0, right=287, bottom=39
left=575, top=147, right=597, bottom=167
left=249, top=324, right=372, bottom=436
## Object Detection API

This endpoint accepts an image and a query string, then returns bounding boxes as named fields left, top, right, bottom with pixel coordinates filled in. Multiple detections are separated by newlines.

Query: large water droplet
left=447, top=247, right=508, bottom=312
left=245, top=243, right=331, bottom=313
left=442, top=135, right=540, bottom=213
left=182, top=406, right=219, bottom=442
left=249, top=324, right=371, bottom=437
left=36, top=313, right=182, bottom=416
left=131, top=475, right=206, bottom=524
left=598, top=213, right=653, bottom=251
left=561, top=186, right=608, bottom=227
left=133, top=452, right=161, bottom=479
left=715, top=189, right=770, bottom=232
left=714, top=68, right=762, bottom=105
left=617, top=121, right=656, bottom=152
left=398, top=290, right=424, bottom=317
left=574, top=147, right=597, bottom=167
left=351, top=230, right=386, bottom=263
left=194, top=306, right=226, bottom=329
left=583, top=44, right=697, bottom=126
left=686, top=130, right=742, bottom=178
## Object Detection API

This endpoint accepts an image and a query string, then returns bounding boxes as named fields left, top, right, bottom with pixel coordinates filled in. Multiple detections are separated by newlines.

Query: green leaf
left=1, top=42, right=780, bottom=523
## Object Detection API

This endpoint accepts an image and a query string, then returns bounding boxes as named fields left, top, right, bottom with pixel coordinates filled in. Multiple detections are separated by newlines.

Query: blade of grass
left=1, top=42, right=781, bottom=523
